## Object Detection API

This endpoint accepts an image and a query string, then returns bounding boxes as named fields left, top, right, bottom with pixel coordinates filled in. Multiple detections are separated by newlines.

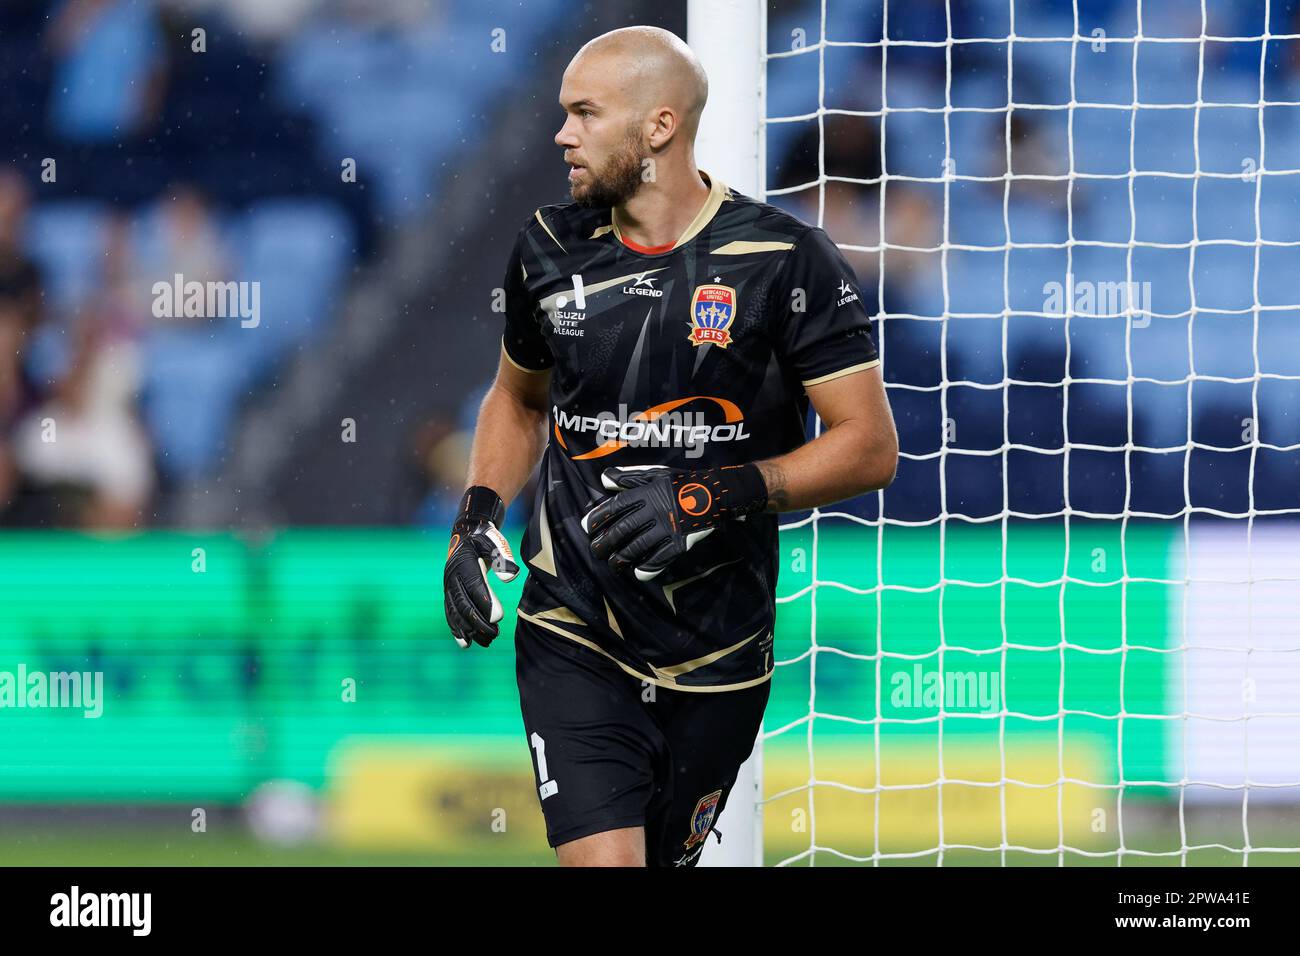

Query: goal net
left=693, top=0, right=1300, bottom=865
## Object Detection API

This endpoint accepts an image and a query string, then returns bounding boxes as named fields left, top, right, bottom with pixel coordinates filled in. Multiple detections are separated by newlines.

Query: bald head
left=556, top=27, right=710, bottom=208
left=568, top=26, right=708, bottom=142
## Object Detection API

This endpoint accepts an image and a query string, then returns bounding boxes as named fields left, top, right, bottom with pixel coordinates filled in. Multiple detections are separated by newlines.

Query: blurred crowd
left=3, top=0, right=1299, bottom=531
left=0, top=0, right=557, bottom=530
left=759, top=0, right=1300, bottom=520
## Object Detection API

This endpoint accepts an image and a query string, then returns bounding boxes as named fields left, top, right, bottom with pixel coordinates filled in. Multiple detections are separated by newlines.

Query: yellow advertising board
left=325, top=738, right=548, bottom=853
left=325, top=734, right=1112, bottom=863
left=762, top=737, right=1113, bottom=862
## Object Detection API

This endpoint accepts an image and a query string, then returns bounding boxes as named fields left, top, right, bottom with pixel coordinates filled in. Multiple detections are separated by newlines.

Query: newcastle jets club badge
left=688, top=283, right=736, bottom=348
left=683, top=789, right=723, bottom=853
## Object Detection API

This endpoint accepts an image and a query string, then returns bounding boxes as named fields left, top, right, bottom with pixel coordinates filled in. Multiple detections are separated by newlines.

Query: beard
left=571, top=126, right=649, bottom=208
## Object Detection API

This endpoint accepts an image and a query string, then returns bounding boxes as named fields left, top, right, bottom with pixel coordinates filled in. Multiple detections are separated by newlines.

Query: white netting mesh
left=761, top=0, right=1300, bottom=865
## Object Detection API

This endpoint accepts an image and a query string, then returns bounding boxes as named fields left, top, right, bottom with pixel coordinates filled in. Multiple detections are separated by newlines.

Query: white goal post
left=692, top=0, right=1300, bottom=868
left=689, top=0, right=767, bottom=868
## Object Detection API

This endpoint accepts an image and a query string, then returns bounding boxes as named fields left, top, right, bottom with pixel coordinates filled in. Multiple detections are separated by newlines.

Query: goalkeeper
left=443, top=25, right=898, bottom=867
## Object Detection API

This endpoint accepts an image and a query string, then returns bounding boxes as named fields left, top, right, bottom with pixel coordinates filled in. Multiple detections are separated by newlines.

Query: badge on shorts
left=688, top=284, right=736, bottom=348
left=684, top=789, right=723, bottom=850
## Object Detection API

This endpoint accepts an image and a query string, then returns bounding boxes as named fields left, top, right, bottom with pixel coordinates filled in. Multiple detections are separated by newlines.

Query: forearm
left=755, top=419, right=898, bottom=513
left=464, top=384, right=548, bottom=507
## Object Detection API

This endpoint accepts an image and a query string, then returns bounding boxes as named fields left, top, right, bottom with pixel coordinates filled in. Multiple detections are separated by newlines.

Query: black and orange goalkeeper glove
left=444, top=486, right=519, bottom=648
left=582, top=464, right=768, bottom=581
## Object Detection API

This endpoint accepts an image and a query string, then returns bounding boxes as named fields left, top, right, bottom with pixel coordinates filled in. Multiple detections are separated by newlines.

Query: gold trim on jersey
left=527, top=492, right=558, bottom=576
left=531, top=604, right=584, bottom=626
left=604, top=597, right=625, bottom=638
left=517, top=608, right=774, bottom=693
left=652, top=628, right=763, bottom=679
left=609, top=168, right=732, bottom=251
left=534, top=209, right=567, bottom=253
left=802, top=358, right=881, bottom=388
left=501, top=338, right=550, bottom=374
left=710, top=240, right=795, bottom=255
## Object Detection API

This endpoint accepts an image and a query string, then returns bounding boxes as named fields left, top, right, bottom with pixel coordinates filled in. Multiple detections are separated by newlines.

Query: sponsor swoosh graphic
left=540, top=268, right=670, bottom=312
left=570, top=395, right=744, bottom=460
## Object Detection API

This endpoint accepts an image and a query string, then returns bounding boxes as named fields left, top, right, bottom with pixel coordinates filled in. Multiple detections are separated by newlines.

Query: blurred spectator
left=0, top=171, right=46, bottom=521
left=408, top=413, right=470, bottom=528
left=0, top=170, right=43, bottom=328
left=1003, top=111, right=1065, bottom=205
left=9, top=207, right=155, bottom=530
left=137, top=183, right=232, bottom=325
left=775, top=113, right=939, bottom=314
left=408, top=386, right=535, bottom=529
left=775, top=114, right=884, bottom=286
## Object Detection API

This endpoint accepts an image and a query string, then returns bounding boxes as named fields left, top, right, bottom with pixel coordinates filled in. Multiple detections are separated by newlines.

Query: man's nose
left=555, top=118, right=578, bottom=148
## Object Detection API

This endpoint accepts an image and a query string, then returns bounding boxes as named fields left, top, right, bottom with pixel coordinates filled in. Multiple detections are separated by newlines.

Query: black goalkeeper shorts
left=513, top=613, right=771, bottom=867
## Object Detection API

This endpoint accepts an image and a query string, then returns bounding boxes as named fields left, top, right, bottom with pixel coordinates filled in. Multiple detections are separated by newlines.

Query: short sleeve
left=501, top=226, right=555, bottom=373
left=769, top=227, right=879, bottom=387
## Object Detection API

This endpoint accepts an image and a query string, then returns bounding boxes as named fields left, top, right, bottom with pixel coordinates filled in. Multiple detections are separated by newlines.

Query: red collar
left=617, top=233, right=676, bottom=255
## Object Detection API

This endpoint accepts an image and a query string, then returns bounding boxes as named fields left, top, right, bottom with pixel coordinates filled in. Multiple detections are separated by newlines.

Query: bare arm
left=464, top=343, right=551, bottom=505
left=755, top=365, right=898, bottom=513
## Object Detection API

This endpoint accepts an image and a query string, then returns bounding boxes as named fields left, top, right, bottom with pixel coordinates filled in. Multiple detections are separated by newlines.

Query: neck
left=613, top=160, right=711, bottom=251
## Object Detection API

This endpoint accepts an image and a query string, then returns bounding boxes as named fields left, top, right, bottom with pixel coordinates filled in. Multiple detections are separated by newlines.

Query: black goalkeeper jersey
left=500, top=170, right=879, bottom=692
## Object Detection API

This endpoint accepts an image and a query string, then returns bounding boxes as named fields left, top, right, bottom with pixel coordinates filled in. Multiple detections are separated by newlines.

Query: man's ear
left=647, top=107, right=677, bottom=150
